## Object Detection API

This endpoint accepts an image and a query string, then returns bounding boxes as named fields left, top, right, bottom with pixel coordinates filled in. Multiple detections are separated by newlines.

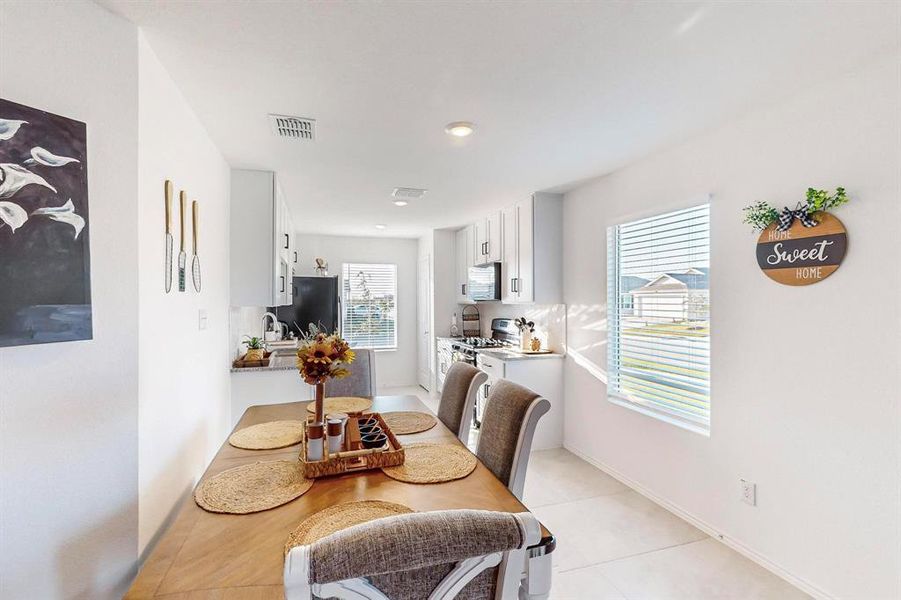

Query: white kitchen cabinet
left=455, top=226, right=473, bottom=302
left=473, top=211, right=502, bottom=264
left=475, top=352, right=563, bottom=450
left=230, top=169, right=295, bottom=307
left=500, top=192, right=562, bottom=304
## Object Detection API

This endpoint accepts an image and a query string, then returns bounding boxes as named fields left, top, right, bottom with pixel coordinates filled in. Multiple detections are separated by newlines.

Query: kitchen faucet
left=261, top=312, right=280, bottom=341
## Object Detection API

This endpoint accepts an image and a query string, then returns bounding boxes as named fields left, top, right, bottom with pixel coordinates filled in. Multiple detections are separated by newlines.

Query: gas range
left=450, top=319, right=520, bottom=363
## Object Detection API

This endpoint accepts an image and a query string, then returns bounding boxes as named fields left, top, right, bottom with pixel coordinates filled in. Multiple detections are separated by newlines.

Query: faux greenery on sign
left=742, top=201, right=780, bottom=232
left=742, top=187, right=848, bottom=232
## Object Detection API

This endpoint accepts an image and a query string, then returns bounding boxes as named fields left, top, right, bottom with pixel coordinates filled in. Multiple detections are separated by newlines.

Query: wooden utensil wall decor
left=0, top=98, right=93, bottom=347
left=743, top=187, right=850, bottom=286
left=163, top=180, right=201, bottom=293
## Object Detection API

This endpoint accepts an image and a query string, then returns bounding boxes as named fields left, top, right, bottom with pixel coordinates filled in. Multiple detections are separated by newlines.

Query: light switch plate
left=198, top=309, right=208, bottom=331
left=740, top=479, right=756, bottom=506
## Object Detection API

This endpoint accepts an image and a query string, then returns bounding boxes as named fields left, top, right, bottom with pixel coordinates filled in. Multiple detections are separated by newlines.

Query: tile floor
left=383, top=385, right=809, bottom=599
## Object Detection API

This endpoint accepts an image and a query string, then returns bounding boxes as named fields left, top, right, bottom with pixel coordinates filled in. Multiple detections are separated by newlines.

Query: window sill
left=607, top=393, right=710, bottom=437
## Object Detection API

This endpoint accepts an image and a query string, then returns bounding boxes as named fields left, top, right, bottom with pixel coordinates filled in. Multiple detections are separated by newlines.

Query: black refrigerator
left=272, top=276, right=340, bottom=337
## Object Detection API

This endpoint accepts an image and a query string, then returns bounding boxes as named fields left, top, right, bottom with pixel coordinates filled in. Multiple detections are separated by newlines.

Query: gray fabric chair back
left=476, top=379, right=550, bottom=499
left=324, top=348, right=376, bottom=397
left=307, top=510, right=527, bottom=600
left=437, top=362, right=485, bottom=442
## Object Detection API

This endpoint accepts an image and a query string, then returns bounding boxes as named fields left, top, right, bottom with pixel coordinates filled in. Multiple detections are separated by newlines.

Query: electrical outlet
left=198, top=309, right=208, bottom=331
left=740, top=479, right=756, bottom=506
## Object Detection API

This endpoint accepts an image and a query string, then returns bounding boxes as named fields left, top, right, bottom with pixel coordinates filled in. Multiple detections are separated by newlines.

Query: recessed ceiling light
left=393, top=200, right=408, bottom=207
left=445, top=121, right=475, bottom=137
left=375, top=224, right=387, bottom=230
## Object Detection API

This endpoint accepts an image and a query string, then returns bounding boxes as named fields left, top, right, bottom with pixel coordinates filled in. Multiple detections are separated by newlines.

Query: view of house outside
left=608, top=204, right=710, bottom=428
left=341, top=263, right=397, bottom=349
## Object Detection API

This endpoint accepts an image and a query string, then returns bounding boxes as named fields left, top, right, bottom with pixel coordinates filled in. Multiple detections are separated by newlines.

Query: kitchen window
left=341, top=263, right=398, bottom=350
left=607, top=204, right=710, bottom=433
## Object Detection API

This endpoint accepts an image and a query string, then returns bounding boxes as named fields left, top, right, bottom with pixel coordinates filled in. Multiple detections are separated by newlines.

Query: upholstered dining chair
left=284, top=509, right=541, bottom=600
left=437, top=362, right=487, bottom=444
left=324, top=348, right=376, bottom=397
left=476, top=380, right=550, bottom=500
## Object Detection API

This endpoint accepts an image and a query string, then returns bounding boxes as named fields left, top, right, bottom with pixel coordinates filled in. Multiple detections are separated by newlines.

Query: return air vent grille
left=392, top=187, right=428, bottom=200
left=269, top=114, right=316, bottom=141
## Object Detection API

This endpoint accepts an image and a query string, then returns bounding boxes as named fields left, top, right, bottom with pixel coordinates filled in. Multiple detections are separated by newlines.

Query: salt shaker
left=327, top=418, right=343, bottom=455
left=306, top=422, right=324, bottom=461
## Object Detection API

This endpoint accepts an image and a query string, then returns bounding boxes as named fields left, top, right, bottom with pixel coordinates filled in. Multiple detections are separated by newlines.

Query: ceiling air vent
left=392, top=187, right=428, bottom=200
left=269, top=114, right=316, bottom=141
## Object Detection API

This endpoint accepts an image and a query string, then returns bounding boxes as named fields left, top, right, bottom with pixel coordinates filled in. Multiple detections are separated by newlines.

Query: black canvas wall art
left=0, top=98, right=92, bottom=347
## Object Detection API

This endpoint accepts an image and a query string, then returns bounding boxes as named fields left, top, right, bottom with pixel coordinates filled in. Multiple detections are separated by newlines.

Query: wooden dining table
left=126, top=395, right=555, bottom=599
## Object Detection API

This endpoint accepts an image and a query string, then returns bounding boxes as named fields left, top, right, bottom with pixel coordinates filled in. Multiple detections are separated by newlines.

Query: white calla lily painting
left=0, top=98, right=92, bottom=347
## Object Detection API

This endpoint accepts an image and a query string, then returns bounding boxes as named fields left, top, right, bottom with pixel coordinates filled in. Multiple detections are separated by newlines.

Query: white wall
left=136, top=33, right=231, bottom=556
left=297, top=234, right=418, bottom=388
left=562, top=54, right=901, bottom=599
left=0, top=2, right=140, bottom=598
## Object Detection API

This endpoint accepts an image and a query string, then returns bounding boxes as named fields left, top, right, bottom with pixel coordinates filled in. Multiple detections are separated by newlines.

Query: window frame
left=341, top=262, right=398, bottom=351
left=606, top=203, right=711, bottom=436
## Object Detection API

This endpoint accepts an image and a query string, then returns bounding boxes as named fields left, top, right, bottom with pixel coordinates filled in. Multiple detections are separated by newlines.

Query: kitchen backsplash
left=228, top=306, right=267, bottom=360
left=465, top=302, right=566, bottom=353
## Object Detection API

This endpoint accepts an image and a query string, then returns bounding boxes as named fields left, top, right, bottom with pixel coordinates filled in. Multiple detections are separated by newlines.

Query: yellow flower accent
left=306, top=340, right=334, bottom=365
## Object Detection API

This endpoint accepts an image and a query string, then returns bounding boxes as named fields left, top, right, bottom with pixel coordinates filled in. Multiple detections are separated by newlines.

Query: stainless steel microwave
left=468, top=263, right=501, bottom=301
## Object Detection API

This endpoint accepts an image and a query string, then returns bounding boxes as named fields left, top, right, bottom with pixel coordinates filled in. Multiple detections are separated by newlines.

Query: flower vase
left=520, top=332, right=531, bottom=351
left=313, top=382, right=325, bottom=424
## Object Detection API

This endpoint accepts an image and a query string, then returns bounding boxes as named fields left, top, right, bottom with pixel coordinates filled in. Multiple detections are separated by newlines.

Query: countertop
left=477, top=348, right=564, bottom=361
left=230, top=353, right=296, bottom=373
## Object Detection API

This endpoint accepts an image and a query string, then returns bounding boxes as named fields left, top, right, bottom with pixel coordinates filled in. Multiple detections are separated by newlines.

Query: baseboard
left=563, top=444, right=834, bottom=600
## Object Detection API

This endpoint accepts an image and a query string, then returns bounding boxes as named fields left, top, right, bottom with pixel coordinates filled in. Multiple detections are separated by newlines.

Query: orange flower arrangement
left=296, top=329, right=355, bottom=385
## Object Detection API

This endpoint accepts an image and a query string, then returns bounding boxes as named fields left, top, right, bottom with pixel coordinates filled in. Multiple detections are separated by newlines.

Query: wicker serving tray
left=299, top=412, right=405, bottom=478
left=232, top=351, right=272, bottom=368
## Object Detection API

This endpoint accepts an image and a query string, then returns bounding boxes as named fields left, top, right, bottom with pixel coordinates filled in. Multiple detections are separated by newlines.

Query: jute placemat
left=382, top=411, right=438, bottom=435
left=284, top=500, right=414, bottom=554
left=305, top=396, right=373, bottom=415
left=228, top=420, right=305, bottom=450
left=381, top=443, right=477, bottom=484
left=194, top=461, right=313, bottom=514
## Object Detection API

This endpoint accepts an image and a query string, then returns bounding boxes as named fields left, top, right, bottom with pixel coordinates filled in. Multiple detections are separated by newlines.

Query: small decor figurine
left=743, top=187, right=849, bottom=286
left=314, top=257, right=329, bottom=276
left=242, top=336, right=265, bottom=361
left=296, top=326, right=355, bottom=424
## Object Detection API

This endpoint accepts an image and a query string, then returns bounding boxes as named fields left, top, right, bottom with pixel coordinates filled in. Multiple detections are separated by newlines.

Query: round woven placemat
left=228, top=420, right=305, bottom=450
left=381, top=443, right=477, bottom=484
left=381, top=411, right=438, bottom=435
left=194, top=460, right=313, bottom=514
left=305, top=396, right=373, bottom=415
left=284, top=500, right=414, bottom=554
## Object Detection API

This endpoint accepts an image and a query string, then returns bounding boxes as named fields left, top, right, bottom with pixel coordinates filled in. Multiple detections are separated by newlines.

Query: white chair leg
left=521, top=552, right=552, bottom=600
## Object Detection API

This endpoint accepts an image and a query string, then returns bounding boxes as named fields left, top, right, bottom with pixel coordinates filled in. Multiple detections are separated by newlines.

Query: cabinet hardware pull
left=280, top=276, right=285, bottom=293
left=284, top=234, right=289, bottom=249
left=461, top=284, right=466, bottom=295
left=293, top=251, right=297, bottom=263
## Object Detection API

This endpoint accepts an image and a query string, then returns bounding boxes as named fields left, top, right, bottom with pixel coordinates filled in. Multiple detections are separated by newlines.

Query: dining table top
left=125, top=394, right=554, bottom=599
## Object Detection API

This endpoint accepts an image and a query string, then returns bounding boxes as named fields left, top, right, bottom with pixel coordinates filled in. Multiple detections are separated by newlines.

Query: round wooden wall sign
left=755, top=212, right=847, bottom=286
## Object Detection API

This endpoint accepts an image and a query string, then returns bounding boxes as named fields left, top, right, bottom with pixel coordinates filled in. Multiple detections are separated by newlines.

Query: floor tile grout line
left=556, top=537, right=709, bottom=574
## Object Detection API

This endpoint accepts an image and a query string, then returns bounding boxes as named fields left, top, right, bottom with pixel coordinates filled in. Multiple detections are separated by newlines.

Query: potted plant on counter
left=243, top=336, right=266, bottom=362
left=296, top=327, right=355, bottom=423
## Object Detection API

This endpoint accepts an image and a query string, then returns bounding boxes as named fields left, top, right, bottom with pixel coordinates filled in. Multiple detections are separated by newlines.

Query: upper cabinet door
left=455, top=226, right=470, bottom=302
left=515, top=199, right=534, bottom=303
left=473, top=218, right=487, bottom=263
left=501, top=205, right=518, bottom=303
left=486, top=211, right=502, bottom=263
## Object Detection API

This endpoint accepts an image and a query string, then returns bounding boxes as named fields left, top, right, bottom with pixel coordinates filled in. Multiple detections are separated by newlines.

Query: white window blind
left=607, top=204, right=710, bottom=432
left=342, top=263, right=397, bottom=349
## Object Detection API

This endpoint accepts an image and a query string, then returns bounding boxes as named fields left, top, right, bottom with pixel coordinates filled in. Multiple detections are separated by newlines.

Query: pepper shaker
left=306, top=422, right=324, bottom=461
left=327, top=419, right=343, bottom=455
